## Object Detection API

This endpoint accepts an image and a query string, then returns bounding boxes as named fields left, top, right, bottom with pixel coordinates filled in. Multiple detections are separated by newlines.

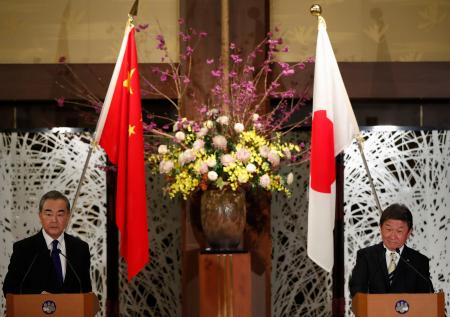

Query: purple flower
left=56, top=97, right=65, bottom=107
left=230, top=54, right=242, bottom=64
left=211, top=69, right=222, bottom=77
left=185, top=46, right=194, bottom=56
left=160, top=71, right=168, bottom=82
left=156, top=34, right=165, bottom=50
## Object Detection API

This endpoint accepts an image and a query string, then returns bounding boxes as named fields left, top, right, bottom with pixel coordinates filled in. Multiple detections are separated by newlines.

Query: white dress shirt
left=384, top=244, right=404, bottom=269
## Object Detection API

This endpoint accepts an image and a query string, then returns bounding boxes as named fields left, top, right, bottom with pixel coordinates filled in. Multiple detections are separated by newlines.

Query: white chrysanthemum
left=287, top=172, right=294, bottom=185
left=252, top=113, right=259, bottom=121
left=159, top=160, right=174, bottom=174
left=220, top=154, right=235, bottom=167
left=158, top=144, right=168, bottom=154
left=205, top=120, right=214, bottom=129
left=216, top=115, right=229, bottom=125
left=208, top=171, right=218, bottom=181
left=206, top=157, right=217, bottom=167
left=267, top=149, right=280, bottom=167
left=175, top=131, right=185, bottom=141
left=246, top=163, right=256, bottom=173
left=234, top=122, right=244, bottom=133
left=196, top=127, right=208, bottom=137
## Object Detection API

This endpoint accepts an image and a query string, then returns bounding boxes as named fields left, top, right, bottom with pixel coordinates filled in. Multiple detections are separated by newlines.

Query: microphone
left=57, top=250, right=83, bottom=293
left=19, top=251, right=41, bottom=294
left=395, top=248, right=434, bottom=293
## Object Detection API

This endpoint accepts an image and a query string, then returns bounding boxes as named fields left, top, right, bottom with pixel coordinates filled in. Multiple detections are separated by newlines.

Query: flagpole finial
left=129, top=0, right=139, bottom=17
left=310, top=4, right=322, bottom=17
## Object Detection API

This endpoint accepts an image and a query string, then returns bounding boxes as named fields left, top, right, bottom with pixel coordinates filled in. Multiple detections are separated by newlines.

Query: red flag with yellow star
left=94, top=19, right=149, bottom=281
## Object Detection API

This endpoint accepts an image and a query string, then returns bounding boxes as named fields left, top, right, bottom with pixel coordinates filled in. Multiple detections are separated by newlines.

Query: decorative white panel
left=344, top=130, right=450, bottom=316
left=0, top=131, right=107, bottom=316
left=119, top=174, right=181, bottom=316
left=272, top=132, right=332, bottom=317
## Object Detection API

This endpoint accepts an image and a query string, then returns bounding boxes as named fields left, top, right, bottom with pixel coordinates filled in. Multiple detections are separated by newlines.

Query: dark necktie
left=51, top=240, right=63, bottom=286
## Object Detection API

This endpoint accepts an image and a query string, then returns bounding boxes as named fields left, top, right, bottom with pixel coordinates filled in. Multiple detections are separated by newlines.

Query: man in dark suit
left=349, top=203, right=433, bottom=297
left=3, top=190, right=92, bottom=296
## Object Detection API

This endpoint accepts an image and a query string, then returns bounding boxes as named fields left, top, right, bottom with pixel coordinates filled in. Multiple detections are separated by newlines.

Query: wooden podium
left=199, top=252, right=251, bottom=317
left=6, top=292, right=99, bottom=317
left=352, top=292, right=445, bottom=317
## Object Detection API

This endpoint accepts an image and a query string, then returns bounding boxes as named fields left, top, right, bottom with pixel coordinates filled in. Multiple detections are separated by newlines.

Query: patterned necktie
left=51, top=240, right=63, bottom=286
left=387, top=251, right=397, bottom=284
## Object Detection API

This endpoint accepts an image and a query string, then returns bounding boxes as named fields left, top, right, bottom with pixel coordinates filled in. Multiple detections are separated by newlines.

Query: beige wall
left=0, top=0, right=449, bottom=63
left=271, top=0, right=450, bottom=62
left=0, top=0, right=179, bottom=63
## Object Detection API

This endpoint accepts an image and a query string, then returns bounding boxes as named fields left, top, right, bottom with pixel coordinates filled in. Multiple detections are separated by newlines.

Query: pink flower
left=267, top=150, right=280, bottom=167
left=199, top=31, right=208, bottom=38
left=206, top=58, right=214, bottom=64
left=212, top=135, right=227, bottom=150
left=259, top=145, right=269, bottom=158
left=193, top=139, right=205, bottom=151
left=178, top=149, right=196, bottom=166
left=197, top=161, right=209, bottom=174
left=259, top=174, right=271, bottom=188
left=196, top=127, right=208, bottom=138
left=236, top=148, right=251, bottom=163
left=221, top=154, right=235, bottom=167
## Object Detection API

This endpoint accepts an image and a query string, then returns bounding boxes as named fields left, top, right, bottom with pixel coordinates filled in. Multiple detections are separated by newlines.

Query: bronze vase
left=200, top=188, right=246, bottom=250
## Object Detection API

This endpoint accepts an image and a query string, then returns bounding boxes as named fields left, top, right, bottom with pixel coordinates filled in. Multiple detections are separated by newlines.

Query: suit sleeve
left=3, top=242, right=27, bottom=296
left=81, top=241, right=92, bottom=293
left=349, top=249, right=369, bottom=298
left=415, top=255, right=434, bottom=293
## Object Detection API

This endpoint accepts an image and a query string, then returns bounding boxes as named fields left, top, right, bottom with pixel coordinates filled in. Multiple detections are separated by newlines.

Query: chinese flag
left=94, top=20, right=149, bottom=280
left=307, top=17, right=359, bottom=272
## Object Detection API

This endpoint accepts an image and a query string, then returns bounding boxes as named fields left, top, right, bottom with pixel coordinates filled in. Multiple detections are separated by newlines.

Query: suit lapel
left=62, top=233, right=73, bottom=289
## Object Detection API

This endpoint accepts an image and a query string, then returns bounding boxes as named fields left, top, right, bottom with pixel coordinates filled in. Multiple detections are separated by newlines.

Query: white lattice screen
left=344, top=129, right=450, bottom=316
left=272, top=132, right=333, bottom=317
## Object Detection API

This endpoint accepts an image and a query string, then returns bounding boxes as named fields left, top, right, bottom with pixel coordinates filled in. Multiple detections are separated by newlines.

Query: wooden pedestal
left=199, top=252, right=251, bottom=317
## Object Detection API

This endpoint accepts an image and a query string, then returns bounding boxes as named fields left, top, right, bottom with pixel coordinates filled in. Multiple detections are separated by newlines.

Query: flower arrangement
left=142, top=20, right=310, bottom=200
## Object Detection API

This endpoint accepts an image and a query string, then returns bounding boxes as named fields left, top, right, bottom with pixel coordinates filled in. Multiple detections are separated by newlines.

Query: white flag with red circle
left=307, top=17, right=359, bottom=272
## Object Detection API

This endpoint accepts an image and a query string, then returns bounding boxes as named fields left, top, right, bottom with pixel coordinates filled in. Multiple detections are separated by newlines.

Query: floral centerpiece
left=142, top=20, right=310, bottom=200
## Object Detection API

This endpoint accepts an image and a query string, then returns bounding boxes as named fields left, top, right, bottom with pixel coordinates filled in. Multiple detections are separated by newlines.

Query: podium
left=352, top=292, right=445, bottom=317
left=6, top=292, right=99, bottom=317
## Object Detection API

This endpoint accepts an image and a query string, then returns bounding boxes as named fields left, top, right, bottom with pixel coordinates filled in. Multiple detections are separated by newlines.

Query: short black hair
left=379, top=203, right=413, bottom=230
left=38, top=190, right=71, bottom=212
